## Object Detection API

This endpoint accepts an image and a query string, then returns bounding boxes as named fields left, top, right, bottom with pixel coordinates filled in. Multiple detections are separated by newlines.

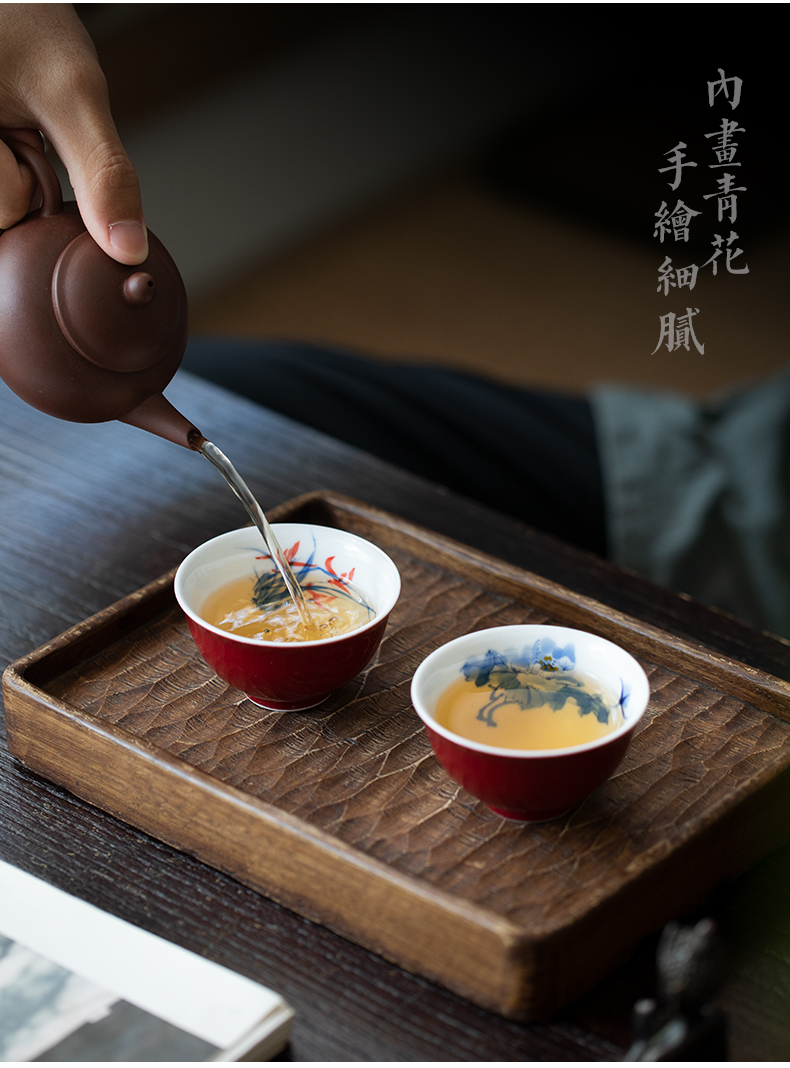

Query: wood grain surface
left=2, top=372, right=790, bottom=1058
left=6, top=491, right=790, bottom=1021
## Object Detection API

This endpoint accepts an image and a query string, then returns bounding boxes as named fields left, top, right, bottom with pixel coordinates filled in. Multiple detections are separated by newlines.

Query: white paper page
left=0, top=936, right=117, bottom=1061
left=0, top=860, right=286, bottom=1049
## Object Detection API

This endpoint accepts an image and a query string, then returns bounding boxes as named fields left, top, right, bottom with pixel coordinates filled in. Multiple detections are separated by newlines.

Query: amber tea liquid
left=202, top=574, right=372, bottom=643
left=434, top=672, right=621, bottom=750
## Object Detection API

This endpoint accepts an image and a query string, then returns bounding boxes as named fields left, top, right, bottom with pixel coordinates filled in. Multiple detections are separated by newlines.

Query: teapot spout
left=121, top=393, right=204, bottom=451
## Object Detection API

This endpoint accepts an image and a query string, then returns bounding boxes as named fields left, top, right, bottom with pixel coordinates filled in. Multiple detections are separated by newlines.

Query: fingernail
left=108, top=220, right=148, bottom=261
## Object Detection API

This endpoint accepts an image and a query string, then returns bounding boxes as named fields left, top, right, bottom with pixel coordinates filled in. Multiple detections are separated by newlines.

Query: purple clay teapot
left=0, top=134, right=202, bottom=448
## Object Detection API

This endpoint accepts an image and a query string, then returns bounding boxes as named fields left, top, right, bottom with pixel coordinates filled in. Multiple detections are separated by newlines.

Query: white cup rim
left=411, top=624, right=650, bottom=758
left=175, top=523, right=401, bottom=647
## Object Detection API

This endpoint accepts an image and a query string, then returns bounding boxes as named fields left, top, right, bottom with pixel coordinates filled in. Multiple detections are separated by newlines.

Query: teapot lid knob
left=52, top=231, right=186, bottom=374
left=123, top=271, right=156, bottom=304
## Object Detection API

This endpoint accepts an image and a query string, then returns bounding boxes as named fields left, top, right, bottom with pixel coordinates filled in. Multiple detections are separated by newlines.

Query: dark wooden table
left=2, top=370, right=789, bottom=1061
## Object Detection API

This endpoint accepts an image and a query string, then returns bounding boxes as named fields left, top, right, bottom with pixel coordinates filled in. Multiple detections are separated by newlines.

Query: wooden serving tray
left=5, top=491, right=790, bottom=1020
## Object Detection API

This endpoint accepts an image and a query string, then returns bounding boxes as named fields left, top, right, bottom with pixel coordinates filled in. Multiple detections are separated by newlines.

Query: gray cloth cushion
left=592, top=368, right=790, bottom=638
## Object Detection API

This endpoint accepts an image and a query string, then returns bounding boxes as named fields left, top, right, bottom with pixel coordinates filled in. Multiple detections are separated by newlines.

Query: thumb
left=57, top=125, right=149, bottom=266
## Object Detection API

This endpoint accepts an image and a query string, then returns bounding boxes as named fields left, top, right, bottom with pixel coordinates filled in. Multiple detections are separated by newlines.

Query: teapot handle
left=0, top=130, right=63, bottom=218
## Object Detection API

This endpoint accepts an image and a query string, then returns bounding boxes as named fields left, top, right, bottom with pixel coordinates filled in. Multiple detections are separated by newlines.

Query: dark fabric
left=183, top=337, right=607, bottom=556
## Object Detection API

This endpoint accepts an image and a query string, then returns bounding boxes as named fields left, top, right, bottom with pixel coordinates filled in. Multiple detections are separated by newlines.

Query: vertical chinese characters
left=652, top=69, right=748, bottom=355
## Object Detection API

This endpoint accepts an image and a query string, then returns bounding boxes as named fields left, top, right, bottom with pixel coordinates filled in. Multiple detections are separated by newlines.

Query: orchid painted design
left=461, top=639, right=620, bottom=730
left=247, top=536, right=373, bottom=619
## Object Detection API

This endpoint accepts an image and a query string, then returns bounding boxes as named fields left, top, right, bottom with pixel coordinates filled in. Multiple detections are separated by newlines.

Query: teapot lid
left=52, top=230, right=184, bottom=373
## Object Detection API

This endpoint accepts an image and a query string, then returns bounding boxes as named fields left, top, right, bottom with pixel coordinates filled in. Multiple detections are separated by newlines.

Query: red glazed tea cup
left=175, top=524, right=401, bottom=711
left=410, top=624, right=650, bottom=822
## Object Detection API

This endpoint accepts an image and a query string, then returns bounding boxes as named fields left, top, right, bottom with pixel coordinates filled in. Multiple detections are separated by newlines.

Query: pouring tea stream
left=0, top=135, right=311, bottom=627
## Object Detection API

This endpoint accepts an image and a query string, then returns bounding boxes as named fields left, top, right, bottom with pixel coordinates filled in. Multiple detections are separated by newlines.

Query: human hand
left=0, top=3, right=147, bottom=264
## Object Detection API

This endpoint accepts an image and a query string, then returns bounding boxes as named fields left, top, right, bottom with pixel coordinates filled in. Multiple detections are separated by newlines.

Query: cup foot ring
left=245, top=693, right=329, bottom=712
left=487, top=802, right=573, bottom=824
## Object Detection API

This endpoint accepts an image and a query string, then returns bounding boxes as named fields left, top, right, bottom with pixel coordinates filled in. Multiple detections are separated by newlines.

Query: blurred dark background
left=69, top=3, right=788, bottom=397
